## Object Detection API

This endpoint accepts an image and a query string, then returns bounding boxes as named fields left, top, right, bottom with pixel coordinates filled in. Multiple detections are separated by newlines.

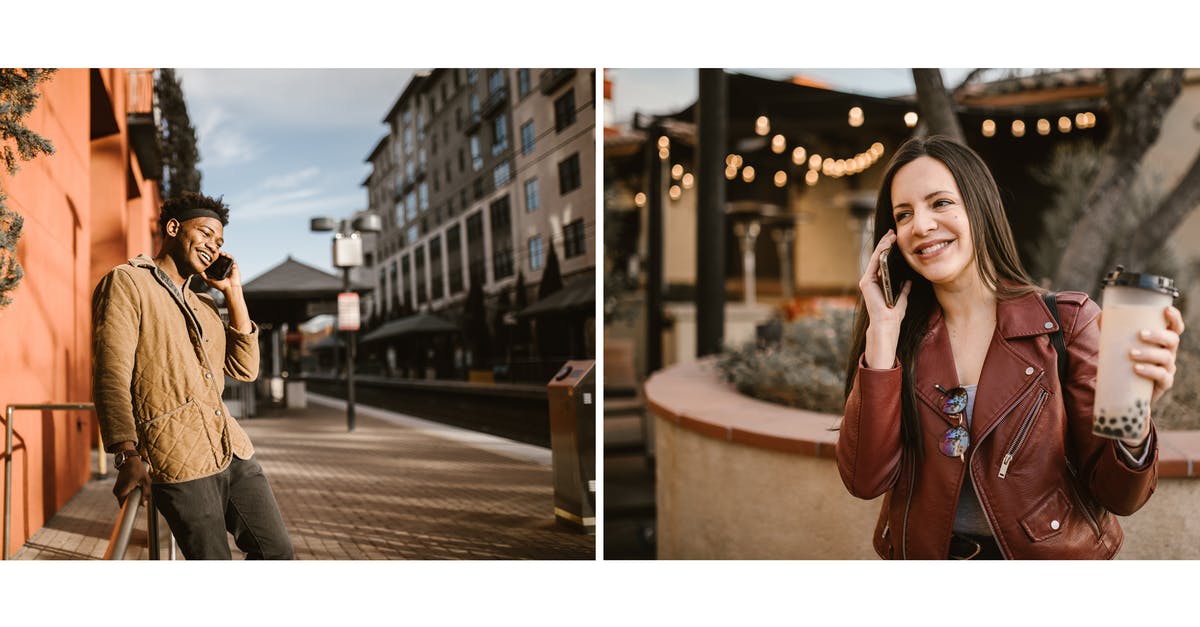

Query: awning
left=518, top=278, right=595, bottom=318
left=307, top=334, right=345, bottom=352
left=361, top=312, right=459, bottom=343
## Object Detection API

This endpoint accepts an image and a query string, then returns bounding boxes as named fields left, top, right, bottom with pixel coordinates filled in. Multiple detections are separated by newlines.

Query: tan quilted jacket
left=92, top=255, right=258, bottom=484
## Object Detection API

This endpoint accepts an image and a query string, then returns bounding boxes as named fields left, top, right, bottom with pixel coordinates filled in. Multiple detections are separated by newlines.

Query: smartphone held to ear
left=877, top=247, right=903, bottom=308
left=204, top=255, right=234, bottom=280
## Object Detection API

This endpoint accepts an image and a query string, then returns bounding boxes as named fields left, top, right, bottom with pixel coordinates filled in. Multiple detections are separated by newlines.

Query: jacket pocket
left=1019, top=487, right=1073, bottom=543
left=998, top=388, right=1049, bottom=479
left=139, top=398, right=206, bottom=481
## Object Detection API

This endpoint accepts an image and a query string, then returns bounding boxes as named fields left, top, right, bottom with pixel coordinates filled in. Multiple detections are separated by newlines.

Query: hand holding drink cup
left=1093, top=267, right=1184, bottom=447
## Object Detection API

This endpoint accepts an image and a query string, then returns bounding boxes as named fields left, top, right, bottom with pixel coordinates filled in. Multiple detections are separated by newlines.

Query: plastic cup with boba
left=1092, top=266, right=1180, bottom=441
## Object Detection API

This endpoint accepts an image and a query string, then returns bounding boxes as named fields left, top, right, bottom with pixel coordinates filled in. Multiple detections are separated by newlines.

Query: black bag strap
left=1042, top=291, right=1069, bottom=386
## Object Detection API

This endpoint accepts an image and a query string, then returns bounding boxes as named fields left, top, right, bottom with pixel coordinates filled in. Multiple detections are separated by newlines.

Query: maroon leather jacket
left=836, top=291, right=1158, bottom=559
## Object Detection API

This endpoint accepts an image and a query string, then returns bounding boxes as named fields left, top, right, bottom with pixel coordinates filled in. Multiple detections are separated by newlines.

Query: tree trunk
left=1051, top=69, right=1184, bottom=294
left=912, top=68, right=964, bottom=142
left=1126, top=147, right=1200, bottom=269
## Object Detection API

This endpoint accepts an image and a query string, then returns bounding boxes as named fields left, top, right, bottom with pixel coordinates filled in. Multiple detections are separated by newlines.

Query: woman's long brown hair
left=842, top=136, right=1040, bottom=457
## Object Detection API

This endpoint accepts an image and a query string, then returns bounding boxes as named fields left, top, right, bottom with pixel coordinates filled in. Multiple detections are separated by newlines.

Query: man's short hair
left=159, top=192, right=230, bottom=235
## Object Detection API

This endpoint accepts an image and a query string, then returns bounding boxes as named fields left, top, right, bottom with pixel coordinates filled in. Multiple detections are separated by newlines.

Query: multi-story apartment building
left=361, top=68, right=596, bottom=372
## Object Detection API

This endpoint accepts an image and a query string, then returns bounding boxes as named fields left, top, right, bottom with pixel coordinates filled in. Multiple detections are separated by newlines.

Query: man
left=92, top=192, right=293, bottom=560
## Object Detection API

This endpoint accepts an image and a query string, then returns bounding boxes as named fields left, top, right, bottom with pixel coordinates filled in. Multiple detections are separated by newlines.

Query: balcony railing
left=126, top=69, right=162, bottom=180
left=481, top=86, right=508, bottom=118
left=539, top=68, right=576, bottom=95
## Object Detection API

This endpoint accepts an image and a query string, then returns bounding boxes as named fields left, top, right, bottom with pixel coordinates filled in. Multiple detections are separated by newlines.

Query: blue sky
left=176, top=69, right=422, bottom=282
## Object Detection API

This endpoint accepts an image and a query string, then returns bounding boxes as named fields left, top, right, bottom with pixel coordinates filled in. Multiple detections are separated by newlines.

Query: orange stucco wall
left=0, top=68, right=160, bottom=556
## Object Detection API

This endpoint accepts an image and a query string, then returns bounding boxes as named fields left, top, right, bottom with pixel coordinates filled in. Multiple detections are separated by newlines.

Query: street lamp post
left=311, top=214, right=381, bottom=432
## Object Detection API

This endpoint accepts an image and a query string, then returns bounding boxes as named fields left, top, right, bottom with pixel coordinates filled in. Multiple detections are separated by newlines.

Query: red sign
left=337, top=292, right=360, bottom=331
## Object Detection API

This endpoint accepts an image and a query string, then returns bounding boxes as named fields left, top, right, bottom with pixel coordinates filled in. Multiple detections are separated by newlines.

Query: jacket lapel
left=969, top=292, right=1057, bottom=440
left=913, top=308, right=963, bottom=427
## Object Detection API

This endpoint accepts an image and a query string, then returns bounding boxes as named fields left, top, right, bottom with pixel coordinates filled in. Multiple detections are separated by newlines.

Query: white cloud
left=260, top=166, right=321, bottom=191
left=234, top=190, right=363, bottom=222
left=195, top=106, right=261, bottom=168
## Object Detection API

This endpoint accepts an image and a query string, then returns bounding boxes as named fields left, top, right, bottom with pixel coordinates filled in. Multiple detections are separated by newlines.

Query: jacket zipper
left=997, top=389, right=1049, bottom=478
left=1064, top=457, right=1103, bottom=538
left=962, top=372, right=1042, bottom=559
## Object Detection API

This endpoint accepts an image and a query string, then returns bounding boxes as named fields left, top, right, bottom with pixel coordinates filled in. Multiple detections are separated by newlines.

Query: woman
left=835, top=136, right=1185, bottom=559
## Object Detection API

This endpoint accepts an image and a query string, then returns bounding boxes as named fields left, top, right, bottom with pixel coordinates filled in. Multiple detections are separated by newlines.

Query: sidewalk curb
left=305, top=393, right=553, bottom=466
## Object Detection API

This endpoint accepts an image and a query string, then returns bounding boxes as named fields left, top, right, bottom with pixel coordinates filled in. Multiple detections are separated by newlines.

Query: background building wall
left=0, top=68, right=161, bottom=554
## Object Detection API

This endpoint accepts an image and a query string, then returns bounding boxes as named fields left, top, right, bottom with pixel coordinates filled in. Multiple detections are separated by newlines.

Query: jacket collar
left=129, top=254, right=198, bottom=293
left=915, top=290, right=1056, bottom=434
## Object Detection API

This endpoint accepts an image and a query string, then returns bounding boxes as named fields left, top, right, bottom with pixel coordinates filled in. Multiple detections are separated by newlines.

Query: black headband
left=171, top=208, right=223, bottom=224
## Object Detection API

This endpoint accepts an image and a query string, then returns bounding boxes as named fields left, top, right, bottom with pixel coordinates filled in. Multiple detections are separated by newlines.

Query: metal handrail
left=4, top=402, right=96, bottom=560
left=103, top=487, right=142, bottom=560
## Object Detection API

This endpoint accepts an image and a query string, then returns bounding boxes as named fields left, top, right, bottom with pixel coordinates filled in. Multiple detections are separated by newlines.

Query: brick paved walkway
left=12, top=396, right=594, bottom=560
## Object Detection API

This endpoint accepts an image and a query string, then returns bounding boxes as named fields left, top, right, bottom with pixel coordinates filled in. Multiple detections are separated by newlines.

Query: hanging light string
left=981, top=110, right=1097, bottom=137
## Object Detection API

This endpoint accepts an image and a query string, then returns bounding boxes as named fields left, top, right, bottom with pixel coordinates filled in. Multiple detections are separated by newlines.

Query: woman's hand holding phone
left=859, top=229, right=911, bottom=368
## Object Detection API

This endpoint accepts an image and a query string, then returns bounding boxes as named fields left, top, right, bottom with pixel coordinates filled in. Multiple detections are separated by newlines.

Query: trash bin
left=546, top=360, right=596, bottom=533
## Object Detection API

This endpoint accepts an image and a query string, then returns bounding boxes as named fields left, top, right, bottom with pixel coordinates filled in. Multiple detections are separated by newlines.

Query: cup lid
left=1102, top=265, right=1180, bottom=298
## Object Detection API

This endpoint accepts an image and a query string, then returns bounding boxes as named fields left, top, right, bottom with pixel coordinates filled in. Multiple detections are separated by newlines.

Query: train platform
left=10, top=394, right=594, bottom=560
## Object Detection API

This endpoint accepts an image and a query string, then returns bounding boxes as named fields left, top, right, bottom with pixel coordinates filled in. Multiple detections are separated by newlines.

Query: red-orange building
left=1, top=68, right=161, bottom=556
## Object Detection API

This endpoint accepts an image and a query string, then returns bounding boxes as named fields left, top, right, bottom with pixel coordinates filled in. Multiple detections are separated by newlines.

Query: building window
left=520, top=120, right=535, bottom=155
left=528, top=235, right=544, bottom=271
left=404, top=126, right=413, bottom=154
left=406, top=190, right=418, bottom=221
left=401, top=254, right=412, bottom=307
left=467, top=69, right=478, bottom=85
left=395, top=201, right=404, bottom=225
left=429, top=235, right=444, bottom=301
left=458, top=148, right=465, bottom=173
left=563, top=218, right=586, bottom=259
left=407, top=224, right=419, bottom=245
left=558, top=152, right=582, bottom=195
left=554, top=89, right=576, bottom=132
left=490, top=195, right=513, bottom=280
left=456, top=107, right=462, bottom=130
left=524, top=178, right=539, bottom=212
left=447, top=223, right=463, bottom=295
left=473, top=176, right=485, bottom=200
left=488, top=69, right=503, bottom=95
left=517, top=69, right=531, bottom=98
left=418, top=182, right=429, bottom=211
left=414, top=245, right=427, bottom=305
left=492, top=113, right=508, bottom=156
left=469, top=94, right=479, bottom=118
left=493, top=161, right=511, bottom=188
left=466, top=211, right=485, bottom=281
left=470, top=135, right=482, bottom=171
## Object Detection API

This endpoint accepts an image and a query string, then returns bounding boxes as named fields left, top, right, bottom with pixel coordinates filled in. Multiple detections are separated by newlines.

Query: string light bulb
left=725, top=165, right=737, bottom=180
left=742, top=166, right=756, bottom=183
left=682, top=173, right=694, bottom=189
left=792, top=146, right=807, bottom=165
left=904, top=111, right=919, bottom=128
left=1011, top=120, right=1026, bottom=138
left=809, top=154, right=822, bottom=170
left=848, top=106, right=864, bottom=128
left=669, top=185, right=682, bottom=201
left=634, top=192, right=646, bottom=208
left=774, top=171, right=787, bottom=187
left=755, top=116, right=770, bottom=136
left=671, top=164, right=683, bottom=180
left=1058, top=116, right=1072, bottom=133
left=771, top=134, right=786, bottom=154
left=805, top=170, right=819, bottom=186
left=1037, top=119, right=1051, bottom=135
left=982, top=119, right=996, bottom=138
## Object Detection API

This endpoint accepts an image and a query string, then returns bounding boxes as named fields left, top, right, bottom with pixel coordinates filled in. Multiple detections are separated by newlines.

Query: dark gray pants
left=152, top=456, right=294, bottom=560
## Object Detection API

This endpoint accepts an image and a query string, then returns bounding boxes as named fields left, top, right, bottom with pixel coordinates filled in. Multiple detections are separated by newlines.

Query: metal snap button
left=1044, top=322, right=1054, bottom=329
left=205, top=372, right=212, bottom=379
left=1050, top=520, right=1060, bottom=530
left=215, top=409, right=222, bottom=416
left=1025, top=367, right=1034, bottom=375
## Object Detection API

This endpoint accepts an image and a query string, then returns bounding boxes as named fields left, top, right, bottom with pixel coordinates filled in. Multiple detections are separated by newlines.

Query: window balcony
left=126, top=69, right=162, bottom=180
left=539, top=68, right=576, bottom=95
left=481, top=86, right=508, bottom=119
